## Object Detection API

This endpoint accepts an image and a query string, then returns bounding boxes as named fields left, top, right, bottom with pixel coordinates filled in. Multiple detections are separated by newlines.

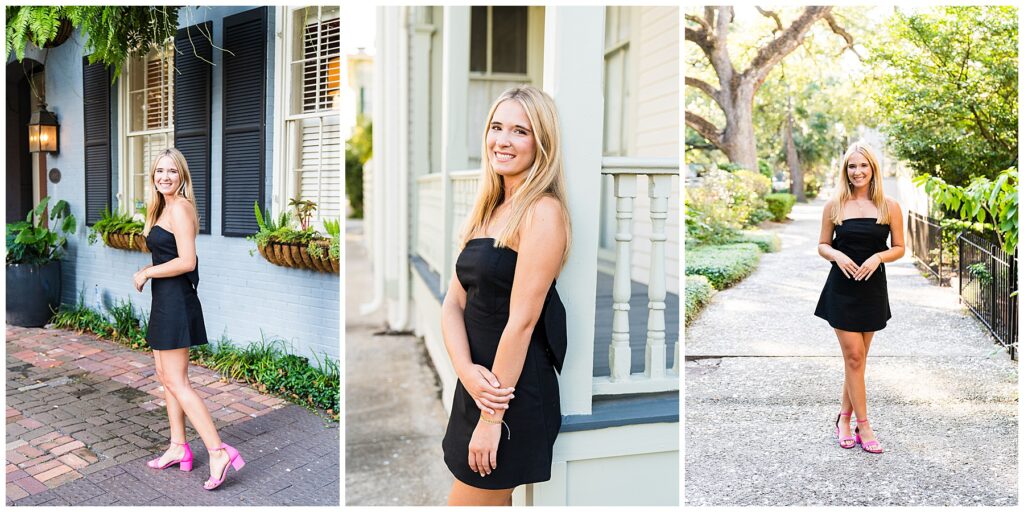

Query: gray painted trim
left=409, top=253, right=679, bottom=431
left=561, top=391, right=679, bottom=432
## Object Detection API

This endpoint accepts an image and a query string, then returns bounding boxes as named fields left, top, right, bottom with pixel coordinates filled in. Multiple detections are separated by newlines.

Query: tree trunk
left=721, top=88, right=758, bottom=171
left=785, top=109, right=806, bottom=202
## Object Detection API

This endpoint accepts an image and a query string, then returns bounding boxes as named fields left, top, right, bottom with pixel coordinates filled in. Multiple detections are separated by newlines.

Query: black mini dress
left=145, top=225, right=208, bottom=350
left=814, top=218, right=892, bottom=332
left=442, top=238, right=567, bottom=490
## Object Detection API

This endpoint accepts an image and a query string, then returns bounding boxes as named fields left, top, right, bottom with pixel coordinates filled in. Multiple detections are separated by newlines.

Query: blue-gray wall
left=32, top=6, right=339, bottom=364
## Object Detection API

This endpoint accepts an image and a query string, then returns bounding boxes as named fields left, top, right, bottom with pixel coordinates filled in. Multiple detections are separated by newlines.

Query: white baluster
left=609, top=174, right=636, bottom=381
left=645, top=175, right=670, bottom=378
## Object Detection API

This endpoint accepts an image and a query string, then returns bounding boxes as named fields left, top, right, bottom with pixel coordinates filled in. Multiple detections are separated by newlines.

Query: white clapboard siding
left=629, top=7, right=679, bottom=294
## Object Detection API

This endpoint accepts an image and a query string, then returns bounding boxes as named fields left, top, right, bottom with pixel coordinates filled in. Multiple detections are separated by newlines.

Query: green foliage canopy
left=869, top=6, right=1018, bottom=185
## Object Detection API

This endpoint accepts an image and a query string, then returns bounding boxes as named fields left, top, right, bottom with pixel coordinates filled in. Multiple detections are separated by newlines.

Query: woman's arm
left=442, top=264, right=513, bottom=414
left=483, top=197, right=566, bottom=423
left=817, top=200, right=859, bottom=279
left=853, top=199, right=906, bottom=280
left=146, top=202, right=198, bottom=278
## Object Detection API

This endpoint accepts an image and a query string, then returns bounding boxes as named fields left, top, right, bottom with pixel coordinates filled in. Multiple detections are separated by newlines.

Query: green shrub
left=765, top=193, right=797, bottom=221
left=685, top=242, right=761, bottom=289
left=805, top=173, right=822, bottom=199
left=731, top=230, right=781, bottom=253
left=687, top=168, right=772, bottom=242
left=685, top=275, right=715, bottom=325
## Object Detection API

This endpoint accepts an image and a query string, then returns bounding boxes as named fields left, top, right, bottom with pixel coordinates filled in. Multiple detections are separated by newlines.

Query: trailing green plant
left=765, top=193, right=797, bottom=222
left=685, top=275, right=715, bottom=325
left=6, top=7, right=180, bottom=80
left=685, top=242, right=761, bottom=290
left=88, top=206, right=144, bottom=246
left=6, top=195, right=76, bottom=265
left=309, top=218, right=341, bottom=260
left=915, top=168, right=1017, bottom=254
left=51, top=300, right=339, bottom=420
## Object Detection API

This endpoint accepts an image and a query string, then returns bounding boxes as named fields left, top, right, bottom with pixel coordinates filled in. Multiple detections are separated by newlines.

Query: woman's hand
left=459, top=364, right=514, bottom=415
left=133, top=265, right=152, bottom=292
left=468, top=419, right=502, bottom=477
left=853, top=255, right=881, bottom=281
left=833, top=251, right=860, bottom=279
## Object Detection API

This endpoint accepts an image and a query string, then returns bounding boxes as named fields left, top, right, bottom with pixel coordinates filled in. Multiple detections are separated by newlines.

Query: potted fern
left=88, top=206, right=148, bottom=252
left=6, top=196, right=76, bottom=327
left=249, top=200, right=340, bottom=273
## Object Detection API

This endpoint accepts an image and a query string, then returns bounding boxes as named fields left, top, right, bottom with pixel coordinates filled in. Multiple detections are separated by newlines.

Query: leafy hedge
left=765, top=193, right=797, bottom=221
left=685, top=243, right=761, bottom=289
left=50, top=295, right=339, bottom=420
left=685, top=275, right=715, bottom=325
left=730, top=230, right=781, bottom=253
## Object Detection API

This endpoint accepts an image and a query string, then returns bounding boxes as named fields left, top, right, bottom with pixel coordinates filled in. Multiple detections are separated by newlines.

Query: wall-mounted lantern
left=28, top=104, right=59, bottom=153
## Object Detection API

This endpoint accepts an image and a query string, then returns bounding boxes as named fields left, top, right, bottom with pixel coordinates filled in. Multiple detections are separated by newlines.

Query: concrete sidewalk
left=344, top=220, right=453, bottom=506
left=6, top=326, right=339, bottom=506
left=685, top=200, right=1018, bottom=506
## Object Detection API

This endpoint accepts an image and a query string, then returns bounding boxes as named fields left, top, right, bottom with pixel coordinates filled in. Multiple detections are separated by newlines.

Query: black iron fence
left=907, top=211, right=950, bottom=285
left=958, top=231, right=1018, bottom=360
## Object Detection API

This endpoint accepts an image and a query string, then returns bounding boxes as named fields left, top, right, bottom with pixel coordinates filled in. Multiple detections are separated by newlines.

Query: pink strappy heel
left=203, top=443, right=245, bottom=490
left=834, top=411, right=855, bottom=449
left=854, top=418, right=883, bottom=454
left=147, top=440, right=193, bottom=471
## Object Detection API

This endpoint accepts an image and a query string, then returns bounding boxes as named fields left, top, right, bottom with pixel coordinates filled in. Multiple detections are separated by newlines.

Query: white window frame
left=116, top=42, right=175, bottom=217
left=468, top=6, right=542, bottom=82
left=272, top=5, right=341, bottom=227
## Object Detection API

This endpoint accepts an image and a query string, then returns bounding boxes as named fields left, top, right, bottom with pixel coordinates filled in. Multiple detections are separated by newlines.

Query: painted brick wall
left=33, top=7, right=339, bottom=364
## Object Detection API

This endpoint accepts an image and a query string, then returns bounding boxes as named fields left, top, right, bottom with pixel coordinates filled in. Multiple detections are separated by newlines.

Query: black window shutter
left=174, top=21, right=213, bottom=234
left=222, top=7, right=267, bottom=236
left=82, top=58, right=111, bottom=226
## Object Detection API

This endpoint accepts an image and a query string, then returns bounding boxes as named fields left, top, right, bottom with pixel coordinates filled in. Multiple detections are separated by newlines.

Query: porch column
left=543, top=6, right=605, bottom=415
left=439, top=6, right=470, bottom=294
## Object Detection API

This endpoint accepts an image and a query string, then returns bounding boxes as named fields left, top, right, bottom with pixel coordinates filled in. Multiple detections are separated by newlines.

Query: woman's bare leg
left=838, top=331, right=875, bottom=440
left=154, top=348, right=229, bottom=480
left=152, top=351, right=190, bottom=466
left=447, top=480, right=513, bottom=506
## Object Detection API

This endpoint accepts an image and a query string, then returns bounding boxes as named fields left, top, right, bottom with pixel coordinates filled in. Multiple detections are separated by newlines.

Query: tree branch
left=685, top=13, right=712, bottom=34
left=685, top=112, right=724, bottom=149
left=745, top=6, right=832, bottom=89
left=823, top=12, right=863, bottom=60
left=686, top=76, right=722, bottom=106
left=756, top=7, right=783, bottom=33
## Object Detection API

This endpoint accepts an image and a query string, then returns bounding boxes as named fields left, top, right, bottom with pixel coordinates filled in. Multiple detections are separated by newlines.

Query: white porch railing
left=592, top=156, right=679, bottom=395
left=413, top=157, right=678, bottom=399
left=415, top=174, right=443, bottom=272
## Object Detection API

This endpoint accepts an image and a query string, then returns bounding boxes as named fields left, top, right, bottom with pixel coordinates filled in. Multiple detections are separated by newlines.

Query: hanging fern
left=6, top=6, right=180, bottom=79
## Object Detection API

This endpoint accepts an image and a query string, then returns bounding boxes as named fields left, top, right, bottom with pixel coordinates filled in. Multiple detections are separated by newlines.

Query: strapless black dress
left=145, top=225, right=208, bottom=350
left=442, top=238, right=567, bottom=490
left=814, top=218, right=892, bottom=332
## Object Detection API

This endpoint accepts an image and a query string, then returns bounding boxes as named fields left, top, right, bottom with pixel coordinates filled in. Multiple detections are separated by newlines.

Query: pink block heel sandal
left=834, top=411, right=855, bottom=449
left=203, top=443, right=245, bottom=490
left=854, top=418, right=883, bottom=454
left=147, top=440, right=193, bottom=471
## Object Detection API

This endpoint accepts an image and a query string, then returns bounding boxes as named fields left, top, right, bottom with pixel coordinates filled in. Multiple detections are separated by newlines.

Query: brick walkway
left=6, top=325, right=339, bottom=506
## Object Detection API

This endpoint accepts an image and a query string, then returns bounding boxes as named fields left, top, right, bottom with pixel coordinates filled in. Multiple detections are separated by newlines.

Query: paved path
left=6, top=326, right=339, bottom=506
left=685, top=200, right=1018, bottom=506
left=344, top=220, right=452, bottom=505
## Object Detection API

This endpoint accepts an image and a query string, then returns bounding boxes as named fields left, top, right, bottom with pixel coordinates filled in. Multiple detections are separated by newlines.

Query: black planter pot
left=6, top=261, right=62, bottom=327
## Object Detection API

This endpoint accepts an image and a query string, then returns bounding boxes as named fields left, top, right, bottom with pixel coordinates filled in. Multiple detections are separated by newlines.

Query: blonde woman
left=134, top=148, right=245, bottom=489
left=440, top=86, right=570, bottom=506
left=815, top=142, right=905, bottom=454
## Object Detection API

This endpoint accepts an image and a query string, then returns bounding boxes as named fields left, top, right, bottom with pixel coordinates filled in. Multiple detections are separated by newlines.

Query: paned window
left=124, top=43, right=175, bottom=214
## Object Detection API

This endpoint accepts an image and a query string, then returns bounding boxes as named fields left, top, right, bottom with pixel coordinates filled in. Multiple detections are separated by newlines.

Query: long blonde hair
left=460, top=86, right=572, bottom=269
left=142, top=148, right=200, bottom=236
left=830, top=142, right=890, bottom=225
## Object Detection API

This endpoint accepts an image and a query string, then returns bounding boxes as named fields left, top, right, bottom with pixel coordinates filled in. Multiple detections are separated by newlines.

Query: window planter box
left=256, top=239, right=338, bottom=274
left=101, top=232, right=149, bottom=252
